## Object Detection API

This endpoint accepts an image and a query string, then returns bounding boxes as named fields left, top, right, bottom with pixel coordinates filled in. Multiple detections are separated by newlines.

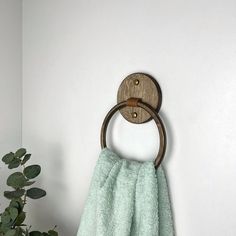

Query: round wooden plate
left=117, top=73, right=162, bottom=124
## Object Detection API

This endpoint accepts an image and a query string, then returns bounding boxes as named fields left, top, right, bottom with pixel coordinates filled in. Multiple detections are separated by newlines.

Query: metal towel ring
left=100, top=98, right=167, bottom=169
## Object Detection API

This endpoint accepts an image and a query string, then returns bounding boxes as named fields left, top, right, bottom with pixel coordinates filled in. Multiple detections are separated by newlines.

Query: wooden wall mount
left=117, top=73, right=162, bottom=124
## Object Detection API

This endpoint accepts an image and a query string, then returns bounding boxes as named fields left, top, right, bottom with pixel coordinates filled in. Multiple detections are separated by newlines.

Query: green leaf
left=29, top=231, right=42, bottom=236
left=1, top=211, right=11, bottom=224
left=24, top=181, right=36, bottom=186
left=5, top=229, right=16, bottom=236
left=9, top=208, right=18, bottom=221
left=0, top=221, right=12, bottom=233
left=7, top=172, right=27, bottom=188
left=15, top=148, right=26, bottom=158
left=42, top=233, right=49, bottom=236
left=48, top=230, right=58, bottom=236
left=23, top=165, right=41, bottom=179
left=9, top=200, right=19, bottom=208
left=14, top=212, right=26, bottom=226
left=4, top=189, right=25, bottom=199
left=21, top=154, right=31, bottom=165
left=2, top=152, right=14, bottom=164
left=26, top=188, right=46, bottom=199
left=8, top=158, right=21, bottom=169
left=9, top=199, right=23, bottom=212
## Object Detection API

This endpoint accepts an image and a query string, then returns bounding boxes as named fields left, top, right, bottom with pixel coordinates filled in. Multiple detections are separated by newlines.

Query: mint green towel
left=77, top=148, right=174, bottom=236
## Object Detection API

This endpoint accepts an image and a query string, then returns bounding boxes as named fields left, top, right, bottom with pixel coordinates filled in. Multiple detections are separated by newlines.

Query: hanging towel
left=77, top=148, right=174, bottom=236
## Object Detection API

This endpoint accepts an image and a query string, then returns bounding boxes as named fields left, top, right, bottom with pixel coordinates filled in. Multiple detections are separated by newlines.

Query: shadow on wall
left=24, top=140, right=76, bottom=236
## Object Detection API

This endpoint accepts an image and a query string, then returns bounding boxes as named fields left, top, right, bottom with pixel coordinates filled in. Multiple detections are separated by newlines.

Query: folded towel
left=77, top=148, right=174, bottom=236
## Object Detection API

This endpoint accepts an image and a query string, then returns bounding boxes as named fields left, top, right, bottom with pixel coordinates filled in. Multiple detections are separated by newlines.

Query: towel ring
left=100, top=98, right=166, bottom=169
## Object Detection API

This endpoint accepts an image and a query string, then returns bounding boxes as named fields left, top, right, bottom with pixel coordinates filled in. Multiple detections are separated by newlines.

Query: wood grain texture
left=117, top=73, right=162, bottom=123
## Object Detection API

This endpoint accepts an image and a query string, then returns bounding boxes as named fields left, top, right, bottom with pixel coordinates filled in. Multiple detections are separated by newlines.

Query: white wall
left=22, top=0, right=236, bottom=236
left=0, top=0, right=22, bottom=210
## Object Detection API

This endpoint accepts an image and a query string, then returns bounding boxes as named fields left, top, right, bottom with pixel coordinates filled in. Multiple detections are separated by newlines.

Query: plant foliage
left=0, top=148, right=58, bottom=236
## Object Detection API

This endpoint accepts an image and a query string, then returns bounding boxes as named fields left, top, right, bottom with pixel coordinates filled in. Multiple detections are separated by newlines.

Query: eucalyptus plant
left=0, top=148, right=58, bottom=236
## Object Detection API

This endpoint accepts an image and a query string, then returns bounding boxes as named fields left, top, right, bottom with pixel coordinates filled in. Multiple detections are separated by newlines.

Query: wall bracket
left=117, top=72, right=162, bottom=124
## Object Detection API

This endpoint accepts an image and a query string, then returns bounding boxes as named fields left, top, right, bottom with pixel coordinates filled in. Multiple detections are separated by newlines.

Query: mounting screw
left=132, top=112, right=138, bottom=118
left=134, top=79, right=139, bottom=85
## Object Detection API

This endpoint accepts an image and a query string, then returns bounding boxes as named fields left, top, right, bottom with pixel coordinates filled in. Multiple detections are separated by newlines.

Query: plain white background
left=1, top=0, right=236, bottom=235
left=0, top=0, right=22, bottom=211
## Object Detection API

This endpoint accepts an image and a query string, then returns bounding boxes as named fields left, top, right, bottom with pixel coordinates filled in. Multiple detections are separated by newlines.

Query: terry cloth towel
left=77, top=148, right=174, bottom=236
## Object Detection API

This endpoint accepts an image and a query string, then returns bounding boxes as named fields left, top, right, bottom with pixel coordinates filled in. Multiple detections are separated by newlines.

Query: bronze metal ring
left=100, top=98, right=167, bottom=169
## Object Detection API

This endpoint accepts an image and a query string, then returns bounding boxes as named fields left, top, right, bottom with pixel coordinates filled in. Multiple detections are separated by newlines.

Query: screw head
left=132, top=112, right=138, bottom=118
left=134, top=79, right=139, bottom=85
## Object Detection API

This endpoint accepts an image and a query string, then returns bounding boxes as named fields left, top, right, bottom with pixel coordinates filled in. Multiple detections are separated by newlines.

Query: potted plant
left=0, top=148, right=58, bottom=236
